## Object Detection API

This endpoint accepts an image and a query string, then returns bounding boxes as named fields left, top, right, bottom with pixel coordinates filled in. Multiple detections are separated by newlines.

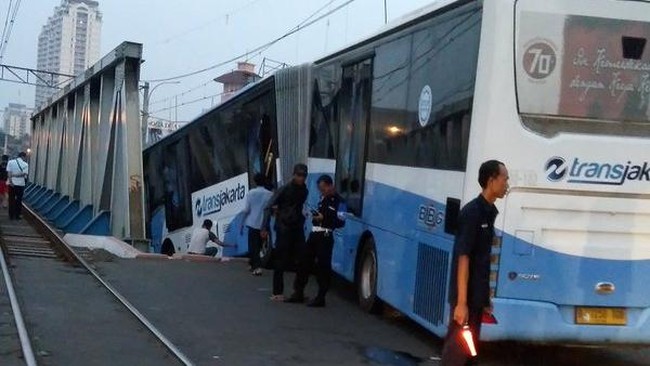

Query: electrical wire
left=0, top=0, right=14, bottom=62
left=153, top=0, right=267, bottom=48
left=145, top=0, right=356, bottom=83
left=149, top=79, right=213, bottom=107
left=149, top=92, right=225, bottom=115
left=146, top=0, right=341, bottom=112
left=1, top=0, right=21, bottom=62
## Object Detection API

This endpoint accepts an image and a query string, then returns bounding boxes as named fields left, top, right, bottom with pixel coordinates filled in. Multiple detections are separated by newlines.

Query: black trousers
left=8, top=185, right=24, bottom=220
left=247, top=227, right=263, bottom=270
left=273, top=228, right=305, bottom=296
left=441, top=308, right=483, bottom=366
left=293, top=232, right=334, bottom=299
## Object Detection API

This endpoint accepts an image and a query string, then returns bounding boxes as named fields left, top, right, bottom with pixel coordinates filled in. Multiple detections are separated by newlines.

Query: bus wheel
left=357, top=240, right=382, bottom=314
left=161, top=239, right=175, bottom=257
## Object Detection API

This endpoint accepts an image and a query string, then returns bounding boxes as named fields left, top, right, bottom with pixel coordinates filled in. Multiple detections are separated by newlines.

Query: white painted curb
left=63, top=234, right=142, bottom=259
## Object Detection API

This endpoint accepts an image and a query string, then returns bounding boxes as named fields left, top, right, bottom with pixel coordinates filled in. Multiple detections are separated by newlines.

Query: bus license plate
left=575, top=307, right=626, bottom=326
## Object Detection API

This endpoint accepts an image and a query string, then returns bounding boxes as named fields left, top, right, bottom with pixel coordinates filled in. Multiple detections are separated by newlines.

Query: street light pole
left=141, top=81, right=150, bottom=146
left=140, top=80, right=180, bottom=147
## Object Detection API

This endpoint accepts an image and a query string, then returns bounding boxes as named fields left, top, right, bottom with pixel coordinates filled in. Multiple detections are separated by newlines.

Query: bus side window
left=445, top=197, right=461, bottom=235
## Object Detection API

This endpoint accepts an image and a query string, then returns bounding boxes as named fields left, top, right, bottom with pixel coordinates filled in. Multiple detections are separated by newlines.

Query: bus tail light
left=482, top=312, right=498, bottom=324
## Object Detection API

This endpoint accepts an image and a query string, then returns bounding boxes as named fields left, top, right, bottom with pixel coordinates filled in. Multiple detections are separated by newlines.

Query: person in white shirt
left=6, top=152, right=28, bottom=220
left=188, top=219, right=222, bottom=256
left=240, top=173, right=273, bottom=276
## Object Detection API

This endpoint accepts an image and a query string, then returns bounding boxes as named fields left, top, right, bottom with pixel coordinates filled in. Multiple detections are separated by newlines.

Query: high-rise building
left=3, top=104, right=33, bottom=138
left=35, top=0, right=102, bottom=108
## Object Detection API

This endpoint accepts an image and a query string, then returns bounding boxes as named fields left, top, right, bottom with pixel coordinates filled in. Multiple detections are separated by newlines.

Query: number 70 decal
left=523, top=41, right=557, bottom=79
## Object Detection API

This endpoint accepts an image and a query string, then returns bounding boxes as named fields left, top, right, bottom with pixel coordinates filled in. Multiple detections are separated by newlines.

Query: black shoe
left=306, top=297, right=326, bottom=308
left=284, top=293, right=306, bottom=303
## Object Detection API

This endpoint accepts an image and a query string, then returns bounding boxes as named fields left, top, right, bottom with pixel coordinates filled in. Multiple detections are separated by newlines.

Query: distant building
left=214, top=62, right=261, bottom=103
left=3, top=104, right=33, bottom=138
left=35, top=0, right=102, bottom=108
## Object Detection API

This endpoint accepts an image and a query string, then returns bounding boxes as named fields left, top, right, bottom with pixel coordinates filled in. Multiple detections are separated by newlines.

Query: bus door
left=333, top=58, right=373, bottom=274
left=243, top=93, right=277, bottom=189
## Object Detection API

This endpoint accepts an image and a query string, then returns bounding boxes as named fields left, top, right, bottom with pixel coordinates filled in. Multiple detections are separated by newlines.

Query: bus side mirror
left=445, top=198, right=461, bottom=235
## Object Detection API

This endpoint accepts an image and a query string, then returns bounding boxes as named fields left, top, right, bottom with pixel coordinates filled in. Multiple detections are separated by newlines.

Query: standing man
left=262, top=164, right=309, bottom=302
left=6, top=152, right=29, bottom=221
left=187, top=219, right=223, bottom=257
left=286, top=175, right=346, bottom=307
left=441, top=160, right=509, bottom=366
left=241, top=173, right=273, bottom=276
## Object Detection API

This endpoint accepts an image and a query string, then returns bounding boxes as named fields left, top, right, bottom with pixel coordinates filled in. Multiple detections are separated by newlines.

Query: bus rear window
left=516, top=12, right=650, bottom=136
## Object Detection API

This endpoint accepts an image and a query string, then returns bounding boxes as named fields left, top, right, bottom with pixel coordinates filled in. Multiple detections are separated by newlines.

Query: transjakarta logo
left=545, top=157, right=650, bottom=185
left=194, top=183, right=246, bottom=217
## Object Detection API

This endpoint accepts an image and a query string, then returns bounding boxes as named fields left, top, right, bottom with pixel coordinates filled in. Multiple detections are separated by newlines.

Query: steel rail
left=0, top=240, right=38, bottom=366
left=22, top=204, right=195, bottom=366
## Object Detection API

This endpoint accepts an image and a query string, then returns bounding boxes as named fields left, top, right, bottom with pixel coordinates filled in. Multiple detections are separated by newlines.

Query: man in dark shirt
left=285, top=175, right=346, bottom=307
left=442, top=160, right=509, bottom=366
left=262, top=164, right=309, bottom=301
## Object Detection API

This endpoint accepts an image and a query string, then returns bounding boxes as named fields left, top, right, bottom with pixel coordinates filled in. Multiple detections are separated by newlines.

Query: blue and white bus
left=144, top=0, right=650, bottom=343
left=143, top=68, right=313, bottom=256
left=306, top=0, right=650, bottom=343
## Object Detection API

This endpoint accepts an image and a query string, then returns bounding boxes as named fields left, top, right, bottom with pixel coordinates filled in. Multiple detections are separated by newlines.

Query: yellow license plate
left=575, top=307, right=627, bottom=326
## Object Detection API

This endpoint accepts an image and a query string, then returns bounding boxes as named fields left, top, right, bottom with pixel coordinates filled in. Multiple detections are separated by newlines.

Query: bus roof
left=143, top=75, right=273, bottom=152
left=314, top=0, right=473, bottom=64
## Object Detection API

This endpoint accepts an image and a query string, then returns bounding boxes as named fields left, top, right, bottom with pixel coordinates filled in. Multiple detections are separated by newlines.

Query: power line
left=149, top=79, right=213, bottom=107
left=0, top=0, right=21, bottom=62
left=145, top=0, right=339, bottom=108
left=152, top=0, right=268, bottom=49
left=145, top=0, right=356, bottom=83
left=148, top=92, right=225, bottom=115
left=0, top=0, right=13, bottom=62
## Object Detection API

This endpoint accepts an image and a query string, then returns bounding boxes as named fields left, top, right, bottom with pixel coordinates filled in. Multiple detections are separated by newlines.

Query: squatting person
left=188, top=219, right=223, bottom=257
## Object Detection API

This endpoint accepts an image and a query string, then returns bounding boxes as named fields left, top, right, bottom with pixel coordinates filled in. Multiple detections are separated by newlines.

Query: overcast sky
left=0, top=0, right=435, bottom=121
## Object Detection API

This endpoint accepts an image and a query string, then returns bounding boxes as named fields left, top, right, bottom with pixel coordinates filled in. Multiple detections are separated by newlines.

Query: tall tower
left=35, top=0, right=102, bottom=108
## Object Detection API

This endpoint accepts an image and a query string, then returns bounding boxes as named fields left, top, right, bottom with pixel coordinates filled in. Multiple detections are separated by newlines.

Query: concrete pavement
left=91, top=256, right=650, bottom=366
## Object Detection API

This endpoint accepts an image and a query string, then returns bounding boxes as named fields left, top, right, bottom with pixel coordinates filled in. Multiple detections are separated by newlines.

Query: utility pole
left=383, top=0, right=388, bottom=24
left=174, top=95, right=178, bottom=123
left=141, top=81, right=150, bottom=147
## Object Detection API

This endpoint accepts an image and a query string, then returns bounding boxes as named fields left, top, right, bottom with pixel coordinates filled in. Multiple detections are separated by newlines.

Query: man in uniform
left=285, top=175, right=346, bottom=307
left=262, top=164, right=309, bottom=301
left=442, top=160, right=509, bottom=366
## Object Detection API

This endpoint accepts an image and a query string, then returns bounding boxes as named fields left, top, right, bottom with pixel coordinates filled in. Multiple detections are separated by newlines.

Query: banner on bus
left=517, top=12, right=650, bottom=122
left=191, top=173, right=248, bottom=240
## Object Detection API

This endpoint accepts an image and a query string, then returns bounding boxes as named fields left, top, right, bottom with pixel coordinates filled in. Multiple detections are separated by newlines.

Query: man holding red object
left=441, top=160, right=509, bottom=365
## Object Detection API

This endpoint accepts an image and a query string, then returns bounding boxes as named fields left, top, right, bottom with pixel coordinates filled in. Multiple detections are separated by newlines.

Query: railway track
left=0, top=205, right=194, bottom=366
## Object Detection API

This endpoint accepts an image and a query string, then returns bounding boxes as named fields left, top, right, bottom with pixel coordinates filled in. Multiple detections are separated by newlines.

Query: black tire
left=161, top=239, right=175, bottom=257
left=357, top=239, right=382, bottom=314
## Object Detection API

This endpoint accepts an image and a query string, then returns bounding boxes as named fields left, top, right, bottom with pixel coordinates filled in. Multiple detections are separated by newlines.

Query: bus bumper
left=482, top=298, right=650, bottom=344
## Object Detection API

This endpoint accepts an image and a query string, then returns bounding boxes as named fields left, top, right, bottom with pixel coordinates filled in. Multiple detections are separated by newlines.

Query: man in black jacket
left=442, top=160, right=509, bottom=365
left=262, top=164, right=309, bottom=301
left=286, top=174, right=346, bottom=307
